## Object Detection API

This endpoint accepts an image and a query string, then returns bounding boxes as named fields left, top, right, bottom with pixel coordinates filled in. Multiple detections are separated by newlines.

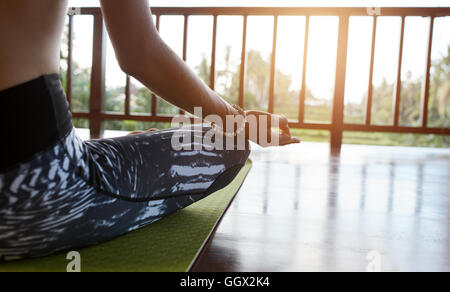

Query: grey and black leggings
left=0, top=75, right=250, bottom=262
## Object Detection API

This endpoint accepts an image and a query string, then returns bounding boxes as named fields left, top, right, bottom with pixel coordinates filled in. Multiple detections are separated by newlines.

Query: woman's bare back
left=0, top=0, right=68, bottom=90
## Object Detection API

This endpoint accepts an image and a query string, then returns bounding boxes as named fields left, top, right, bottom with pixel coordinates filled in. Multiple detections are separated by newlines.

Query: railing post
left=421, top=17, right=434, bottom=128
left=393, top=16, right=405, bottom=127
left=125, top=75, right=131, bottom=116
left=210, top=15, right=218, bottom=90
left=268, top=15, right=278, bottom=114
left=298, top=16, right=310, bottom=124
left=179, top=15, right=189, bottom=116
left=151, top=14, right=161, bottom=116
left=331, top=15, right=350, bottom=155
left=89, top=13, right=106, bottom=139
left=365, top=16, right=378, bottom=125
left=238, top=15, right=248, bottom=108
left=66, top=14, right=74, bottom=108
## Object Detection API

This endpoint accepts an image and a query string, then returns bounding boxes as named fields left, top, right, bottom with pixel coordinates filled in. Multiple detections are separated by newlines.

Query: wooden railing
left=65, top=7, right=450, bottom=153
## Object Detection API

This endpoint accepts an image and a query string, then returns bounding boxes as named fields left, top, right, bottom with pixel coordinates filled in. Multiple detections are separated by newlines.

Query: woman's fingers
left=277, top=115, right=289, bottom=129
left=244, top=110, right=300, bottom=147
left=279, top=132, right=301, bottom=146
left=271, top=114, right=292, bottom=137
left=255, top=131, right=300, bottom=147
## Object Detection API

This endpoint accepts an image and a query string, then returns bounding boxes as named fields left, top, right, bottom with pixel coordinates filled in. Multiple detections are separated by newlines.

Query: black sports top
left=0, top=74, right=73, bottom=172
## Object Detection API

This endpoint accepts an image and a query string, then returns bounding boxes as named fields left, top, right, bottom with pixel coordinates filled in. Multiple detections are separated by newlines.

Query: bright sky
left=68, top=0, right=450, bottom=104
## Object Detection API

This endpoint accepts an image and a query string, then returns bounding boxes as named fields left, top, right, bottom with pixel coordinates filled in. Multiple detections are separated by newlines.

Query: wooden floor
left=192, top=142, right=450, bottom=272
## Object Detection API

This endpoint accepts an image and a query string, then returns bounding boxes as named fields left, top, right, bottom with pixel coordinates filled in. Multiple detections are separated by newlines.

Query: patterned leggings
left=0, top=127, right=250, bottom=262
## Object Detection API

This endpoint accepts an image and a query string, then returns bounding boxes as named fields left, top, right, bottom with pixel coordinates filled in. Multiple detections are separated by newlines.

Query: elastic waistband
left=0, top=74, right=73, bottom=172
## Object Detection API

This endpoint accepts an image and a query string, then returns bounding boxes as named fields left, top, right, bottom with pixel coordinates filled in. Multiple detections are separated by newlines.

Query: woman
left=0, top=0, right=299, bottom=262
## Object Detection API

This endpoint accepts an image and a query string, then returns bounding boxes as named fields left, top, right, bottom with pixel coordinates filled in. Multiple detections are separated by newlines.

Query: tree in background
left=371, top=79, right=394, bottom=125
left=345, top=45, right=450, bottom=146
left=371, top=46, right=450, bottom=129
left=428, top=46, right=450, bottom=128
left=217, top=50, right=298, bottom=113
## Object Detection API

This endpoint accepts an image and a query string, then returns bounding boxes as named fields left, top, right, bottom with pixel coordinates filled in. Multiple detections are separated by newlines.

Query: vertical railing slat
left=125, top=75, right=130, bottom=116
left=365, top=16, right=377, bottom=126
left=89, top=13, right=107, bottom=139
left=268, top=15, right=278, bottom=114
left=393, top=16, right=405, bottom=127
left=238, top=15, right=248, bottom=108
left=210, top=15, right=218, bottom=90
left=298, top=16, right=310, bottom=124
left=66, top=14, right=74, bottom=108
left=151, top=14, right=161, bottom=117
left=179, top=15, right=189, bottom=115
left=421, top=16, right=434, bottom=128
left=183, top=15, right=189, bottom=62
left=330, top=15, right=350, bottom=154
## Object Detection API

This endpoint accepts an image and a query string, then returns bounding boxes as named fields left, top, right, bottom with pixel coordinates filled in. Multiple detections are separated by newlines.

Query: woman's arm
left=100, top=0, right=299, bottom=146
left=99, top=0, right=235, bottom=120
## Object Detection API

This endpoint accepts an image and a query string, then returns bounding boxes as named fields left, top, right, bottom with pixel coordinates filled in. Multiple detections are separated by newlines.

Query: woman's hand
left=244, top=110, right=300, bottom=147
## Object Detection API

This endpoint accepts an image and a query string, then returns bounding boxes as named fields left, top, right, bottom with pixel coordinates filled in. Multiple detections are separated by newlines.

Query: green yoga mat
left=0, top=160, right=252, bottom=272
